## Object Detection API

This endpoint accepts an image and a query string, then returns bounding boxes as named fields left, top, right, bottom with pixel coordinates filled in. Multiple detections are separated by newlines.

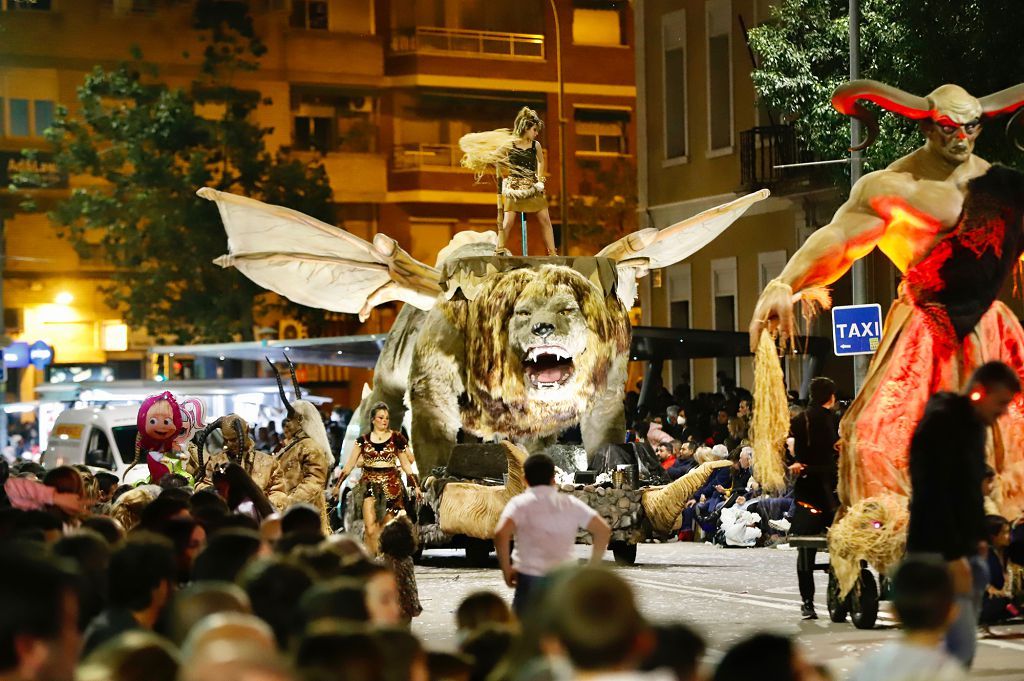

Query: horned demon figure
left=266, top=356, right=334, bottom=535
left=748, top=80, right=1024, bottom=590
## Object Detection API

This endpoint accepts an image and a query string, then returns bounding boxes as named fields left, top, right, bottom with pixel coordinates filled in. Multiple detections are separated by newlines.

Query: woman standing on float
left=335, top=402, right=420, bottom=554
left=460, top=107, right=558, bottom=256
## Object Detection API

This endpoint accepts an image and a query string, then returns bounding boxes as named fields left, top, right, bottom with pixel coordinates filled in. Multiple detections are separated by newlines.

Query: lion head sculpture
left=449, top=264, right=631, bottom=440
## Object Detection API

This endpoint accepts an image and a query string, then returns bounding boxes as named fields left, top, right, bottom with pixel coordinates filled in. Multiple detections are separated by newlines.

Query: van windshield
left=111, top=426, right=139, bottom=465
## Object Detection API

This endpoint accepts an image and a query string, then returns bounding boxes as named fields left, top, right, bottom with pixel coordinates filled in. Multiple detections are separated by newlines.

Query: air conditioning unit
left=347, top=97, right=374, bottom=114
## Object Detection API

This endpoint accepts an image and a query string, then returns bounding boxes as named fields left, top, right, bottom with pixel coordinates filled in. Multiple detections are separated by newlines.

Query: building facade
left=633, top=0, right=897, bottom=398
left=0, top=0, right=637, bottom=407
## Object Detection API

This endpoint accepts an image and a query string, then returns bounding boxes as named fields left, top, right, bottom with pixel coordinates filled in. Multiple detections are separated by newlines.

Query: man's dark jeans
left=513, top=573, right=545, bottom=616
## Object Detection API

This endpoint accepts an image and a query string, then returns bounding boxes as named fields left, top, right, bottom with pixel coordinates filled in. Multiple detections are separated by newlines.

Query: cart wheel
left=611, top=541, right=637, bottom=565
left=849, top=568, right=879, bottom=629
left=464, top=539, right=492, bottom=567
left=827, top=568, right=849, bottom=623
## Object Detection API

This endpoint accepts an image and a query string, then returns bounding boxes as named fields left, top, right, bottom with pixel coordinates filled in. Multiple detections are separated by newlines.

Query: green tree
left=568, top=159, right=638, bottom=253
left=748, top=0, right=1024, bottom=176
left=32, top=0, right=334, bottom=343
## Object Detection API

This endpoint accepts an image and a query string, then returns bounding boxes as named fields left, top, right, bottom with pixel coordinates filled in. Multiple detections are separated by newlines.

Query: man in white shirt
left=494, top=453, right=612, bottom=614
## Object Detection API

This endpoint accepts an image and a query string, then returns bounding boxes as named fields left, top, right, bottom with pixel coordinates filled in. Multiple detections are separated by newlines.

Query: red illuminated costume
left=356, top=431, right=409, bottom=514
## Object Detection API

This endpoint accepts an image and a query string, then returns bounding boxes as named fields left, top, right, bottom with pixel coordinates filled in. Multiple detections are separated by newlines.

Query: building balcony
left=389, top=26, right=545, bottom=61
left=739, top=125, right=818, bottom=194
left=391, top=143, right=466, bottom=172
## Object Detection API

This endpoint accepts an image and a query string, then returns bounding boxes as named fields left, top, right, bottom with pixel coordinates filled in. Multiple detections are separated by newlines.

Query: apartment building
left=0, top=0, right=636, bottom=405
left=633, top=0, right=894, bottom=397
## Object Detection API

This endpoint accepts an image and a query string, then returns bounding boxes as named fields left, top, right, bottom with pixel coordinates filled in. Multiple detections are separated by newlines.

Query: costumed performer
left=334, top=401, right=421, bottom=555
left=189, top=413, right=277, bottom=505
left=748, top=79, right=1024, bottom=524
left=459, top=106, right=557, bottom=256
left=265, top=356, right=333, bottom=535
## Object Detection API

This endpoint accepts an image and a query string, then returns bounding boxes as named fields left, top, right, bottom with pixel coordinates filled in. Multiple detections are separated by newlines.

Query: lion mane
left=442, top=265, right=631, bottom=440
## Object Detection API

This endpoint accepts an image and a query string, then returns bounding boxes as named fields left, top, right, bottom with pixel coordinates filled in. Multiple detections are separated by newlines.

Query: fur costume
left=199, top=187, right=768, bottom=477
left=188, top=414, right=276, bottom=493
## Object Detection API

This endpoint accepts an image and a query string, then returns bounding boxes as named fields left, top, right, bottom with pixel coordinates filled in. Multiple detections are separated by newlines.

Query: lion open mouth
left=523, top=345, right=576, bottom=389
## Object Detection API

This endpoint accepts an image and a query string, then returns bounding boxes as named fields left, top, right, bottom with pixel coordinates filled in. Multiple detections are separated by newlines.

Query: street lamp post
left=849, top=0, right=868, bottom=393
left=547, top=0, right=569, bottom=255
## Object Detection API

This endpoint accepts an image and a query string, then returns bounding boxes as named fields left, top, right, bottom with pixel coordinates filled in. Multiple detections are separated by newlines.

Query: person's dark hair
left=808, top=377, right=837, bottom=407
left=374, top=626, right=425, bottom=681
left=15, top=509, right=62, bottom=537
left=379, top=515, right=418, bottom=560
left=84, top=517, right=123, bottom=546
left=212, top=513, right=260, bottom=533
left=369, top=401, right=390, bottom=420
left=54, top=530, right=112, bottom=628
left=455, top=591, right=513, bottom=632
left=157, top=474, right=192, bottom=492
left=138, top=493, right=190, bottom=530
left=43, top=465, right=84, bottom=497
left=640, top=623, right=705, bottom=681
left=108, top=533, right=177, bottom=611
left=78, top=630, right=179, bottom=681
left=523, top=454, right=555, bottom=487
left=460, top=625, right=516, bottom=681
left=891, top=556, right=954, bottom=631
left=712, top=634, right=795, bottom=681
left=162, top=581, right=251, bottom=647
left=295, top=626, right=385, bottom=681
left=985, top=514, right=1011, bottom=542
left=549, top=568, right=646, bottom=671
left=427, top=651, right=472, bottom=681
left=970, top=361, right=1022, bottom=394
left=275, top=529, right=324, bottom=555
left=111, top=484, right=134, bottom=504
left=281, top=503, right=324, bottom=537
left=189, top=488, right=229, bottom=516
left=291, top=543, right=346, bottom=580
left=95, top=472, right=120, bottom=495
left=238, top=556, right=315, bottom=649
left=0, top=544, right=78, bottom=672
left=295, top=577, right=370, bottom=637
left=192, top=529, right=261, bottom=583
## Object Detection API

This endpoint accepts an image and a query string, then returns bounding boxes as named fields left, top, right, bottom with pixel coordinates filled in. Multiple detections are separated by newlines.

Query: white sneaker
left=768, top=518, right=791, bottom=533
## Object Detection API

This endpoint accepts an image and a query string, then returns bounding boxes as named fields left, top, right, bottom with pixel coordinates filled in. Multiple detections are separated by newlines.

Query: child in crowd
left=848, top=556, right=965, bottom=681
left=378, top=513, right=422, bottom=624
left=981, top=514, right=1017, bottom=625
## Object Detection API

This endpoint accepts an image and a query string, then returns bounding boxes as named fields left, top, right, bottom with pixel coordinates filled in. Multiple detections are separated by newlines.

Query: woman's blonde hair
left=513, top=106, right=542, bottom=137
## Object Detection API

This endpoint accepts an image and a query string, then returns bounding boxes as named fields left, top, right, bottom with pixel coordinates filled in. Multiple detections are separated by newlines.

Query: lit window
left=574, top=108, right=629, bottom=156
left=572, top=8, right=624, bottom=46
left=290, top=0, right=328, bottom=30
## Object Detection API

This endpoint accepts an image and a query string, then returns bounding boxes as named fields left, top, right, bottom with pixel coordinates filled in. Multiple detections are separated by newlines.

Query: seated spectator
left=713, top=633, right=823, bottom=681
left=192, top=529, right=262, bottom=583
left=666, top=441, right=696, bottom=480
left=547, top=568, right=654, bottom=676
left=655, top=443, right=677, bottom=472
left=0, top=544, right=80, bottom=681
left=640, top=623, right=705, bottom=681
left=709, top=409, right=730, bottom=445
left=163, top=581, right=252, bottom=647
left=848, top=556, right=964, bottom=681
left=646, top=418, right=674, bottom=449
left=82, top=533, right=177, bottom=657
left=718, top=496, right=761, bottom=548
left=981, top=515, right=1016, bottom=625
left=455, top=591, right=514, bottom=638
left=77, top=631, right=179, bottom=681
left=239, top=556, right=315, bottom=649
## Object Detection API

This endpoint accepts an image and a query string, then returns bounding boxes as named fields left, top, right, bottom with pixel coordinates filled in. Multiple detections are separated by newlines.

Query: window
left=2, top=0, right=53, bottom=10
left=711, top=257, right=738, bottom=387
left=668, top=262, right=693, bottom=398
left=574, top=108, right=628, bottom=156
left=2, top=98, right=55, bottom=138
left=290, top=0, right=328, bottom=29
left=291, top=93, right=377, bottom=153
left=572, top=7, right=624, bottom=46
left=705, top=0, right=733, bottom=155
left=662, top=10, right=687, bottom=161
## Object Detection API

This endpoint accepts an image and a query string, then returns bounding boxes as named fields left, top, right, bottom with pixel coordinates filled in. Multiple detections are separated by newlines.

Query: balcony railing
left=740, top=125, right=807, bottom=191
left=390, top=26, right=545, bottom=61
left=392, top=143, right=466, bottom=171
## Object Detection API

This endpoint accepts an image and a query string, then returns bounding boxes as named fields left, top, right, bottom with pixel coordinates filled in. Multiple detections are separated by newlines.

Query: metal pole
left=0, top=217, right=7, bottom=453
left=849, top=0, right=868, bottom=393
left=547, top=0, right=569, bottom=254
left=520, top=211, right=528, bottom=255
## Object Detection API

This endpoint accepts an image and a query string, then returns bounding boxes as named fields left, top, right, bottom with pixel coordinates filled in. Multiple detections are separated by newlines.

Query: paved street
left=412, top=542, right=1024, bottom=680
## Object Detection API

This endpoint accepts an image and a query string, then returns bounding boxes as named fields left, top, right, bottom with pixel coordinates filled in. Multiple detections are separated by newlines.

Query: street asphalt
left=411, top=541, right=1024, bottom=680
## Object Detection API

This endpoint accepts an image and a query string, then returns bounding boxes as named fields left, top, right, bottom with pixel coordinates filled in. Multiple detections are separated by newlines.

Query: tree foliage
left=36, top=1, right=334, bottom=343
left=749, top=0, right=1024, bottom=176
left=568, top=159, right=638, bottom=253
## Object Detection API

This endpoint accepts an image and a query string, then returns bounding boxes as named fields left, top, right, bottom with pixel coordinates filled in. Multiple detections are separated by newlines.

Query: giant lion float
left=198, top=186, right=767, bottom=545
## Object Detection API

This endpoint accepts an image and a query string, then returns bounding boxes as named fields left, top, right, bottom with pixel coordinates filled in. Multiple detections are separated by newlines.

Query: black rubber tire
left=611, top=541, right=638, bottom=565
left=849, top=568, right=879, bottom=630
left=464, top=539, right=492, bottom=566
left=827, top=568, right=849, bottom=623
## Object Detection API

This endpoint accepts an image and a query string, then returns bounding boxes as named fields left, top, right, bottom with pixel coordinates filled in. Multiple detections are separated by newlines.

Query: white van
left=41, top=406, right=144, bottom=483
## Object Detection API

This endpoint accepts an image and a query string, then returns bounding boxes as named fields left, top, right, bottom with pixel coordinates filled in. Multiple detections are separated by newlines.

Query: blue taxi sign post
left=831, top=304, right=882, bottom=356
